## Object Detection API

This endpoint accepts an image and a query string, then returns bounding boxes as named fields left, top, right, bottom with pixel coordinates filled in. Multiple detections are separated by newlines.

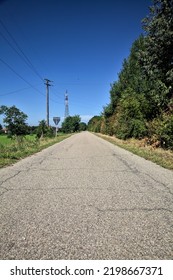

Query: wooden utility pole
left=44, top=78, right=53, bottom=127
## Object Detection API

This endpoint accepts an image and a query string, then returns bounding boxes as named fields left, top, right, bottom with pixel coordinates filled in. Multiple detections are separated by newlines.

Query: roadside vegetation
left=0, top=106, right=87, bottom=168
left=61, top=115, right=87, bottom=133
left=88, top=0, right=173, bottom=168
left=0, top=106, right=71, bottom=168
left=0, top=133, right=71, bottom=168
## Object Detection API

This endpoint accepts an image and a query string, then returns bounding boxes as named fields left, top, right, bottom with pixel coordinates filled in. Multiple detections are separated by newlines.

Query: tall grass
left=0, top=134, right=71, bottom=168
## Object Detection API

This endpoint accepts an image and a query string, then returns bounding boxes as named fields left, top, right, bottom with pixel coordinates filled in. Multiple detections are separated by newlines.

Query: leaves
left=0, top=105, right=28, bottom=137
left=88, top=0, right=173, bottom=149
left=61, top=115, right=81, bottom=133
left=141, top=0, right=173, bottom=89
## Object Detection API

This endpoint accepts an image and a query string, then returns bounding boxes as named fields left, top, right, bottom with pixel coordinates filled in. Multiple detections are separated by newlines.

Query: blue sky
left=0, top=0, right=152, bottom=126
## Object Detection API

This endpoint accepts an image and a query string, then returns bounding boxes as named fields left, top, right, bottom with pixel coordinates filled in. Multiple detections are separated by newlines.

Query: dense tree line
left=88, top=0, right=173, bottom=149
left=0, top=105, right=87, bottom=138
left=0, top=105, right=55, bottom=138
left=61, top=115, right=87, bottom=133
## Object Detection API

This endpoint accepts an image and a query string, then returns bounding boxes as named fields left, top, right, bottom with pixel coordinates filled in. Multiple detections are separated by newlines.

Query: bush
left=147, top=114, right=173, bottom=149
left=88, top=116, right=102, bottom=132
left=111, top=89, right=147, bottom=139
left=36, top=120, right=54, bottom=138
left=61, top=115, right=81, bottom=133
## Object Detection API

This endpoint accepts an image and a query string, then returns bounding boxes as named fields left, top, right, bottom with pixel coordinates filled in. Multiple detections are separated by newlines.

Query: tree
left=101, top=36, right=149, bottom=138
left=0, top=123, right=3, bottom=134
left=93, top=0, right=173, bottom=148
left=113, top=88, right=147, bottom=139
left=36, top=120, right=54, bottom=138
left=61, top=115, right=81, bottom=133
left=141, top=0, right=173, bottom=103
left=79, top=122, right=87, bottom=131
left=27, top=125, right=38, bottom=135
left=0, top=105, right=28, bottom=137
left=88, top=116, right=102, bottom=132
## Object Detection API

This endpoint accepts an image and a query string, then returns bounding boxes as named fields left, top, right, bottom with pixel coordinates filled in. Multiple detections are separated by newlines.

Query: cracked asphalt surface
left=0, top=131, right=173, bottom=259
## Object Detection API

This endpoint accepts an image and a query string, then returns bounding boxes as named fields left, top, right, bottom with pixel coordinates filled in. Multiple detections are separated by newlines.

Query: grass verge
left=0, top=134, right=71, bottom=168
left=96, top=133, right=173, bottom=170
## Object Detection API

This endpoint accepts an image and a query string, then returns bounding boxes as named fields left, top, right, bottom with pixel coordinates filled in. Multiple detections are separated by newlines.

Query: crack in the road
left=0, top=170, right=22, bottom=188
left=38, top=157, right=46, bottom=165
left=5, top=167, right=133, bottom=174
left=0, top=186, right=9, bottom=196
left=110, top=152, right=173, bottom=197
left=112, top=153, right=139, bottom=174
left=1, top=167, right=172, bottom=197
left=94, top=206, right=173, bottom=214
left=85, top=205, right=173, bottom=231
left=142, top=172, right=173, bottom=197
left=30, top=168, right=131, bottom=173
left=1, top=187, right=147, bottom=191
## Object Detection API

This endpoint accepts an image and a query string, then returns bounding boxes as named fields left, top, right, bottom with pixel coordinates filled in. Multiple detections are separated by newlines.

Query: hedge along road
left=0, top=131, right=173, bottom=259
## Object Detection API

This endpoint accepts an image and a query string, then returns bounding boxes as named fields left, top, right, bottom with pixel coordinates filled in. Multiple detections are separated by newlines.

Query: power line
left=0, top=84, right=42, bottom=97
left=51, top=86, right=63, bottom=97
left=0, top=86, right=33, bottom=96
left=0, top=30, right=43, bottom=82
left=0, top=57, right=45, bottom=97
left=0, top=57, right=64, bottom=107
left=0, top=58, right=64, bottom=106
left=0, top=19, right=44, bottom=82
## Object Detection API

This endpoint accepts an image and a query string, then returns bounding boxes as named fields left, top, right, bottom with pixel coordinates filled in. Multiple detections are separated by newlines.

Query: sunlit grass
left=0, top=134, right=71, bottom=168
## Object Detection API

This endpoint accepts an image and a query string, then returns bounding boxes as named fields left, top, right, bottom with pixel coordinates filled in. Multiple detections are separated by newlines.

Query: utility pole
left=44, top=78, right=53, bottom=127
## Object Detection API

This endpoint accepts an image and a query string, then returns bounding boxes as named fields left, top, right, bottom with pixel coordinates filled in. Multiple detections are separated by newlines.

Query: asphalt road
left=0, top=131, right=173, bottom=259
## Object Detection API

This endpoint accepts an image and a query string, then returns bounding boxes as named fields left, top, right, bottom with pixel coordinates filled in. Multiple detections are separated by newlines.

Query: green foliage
left=36, top=120, right=54, bottom=138
left=87, top=116, right=102, bottom=132
left=161, top=114, right=173, bottom=149
left=61, top=115, right=81, bottom=133
left=79, top=122, right=87, bottom=131
left=102, top=36, right=148, bottom=139
left=113, top=89, right=147, bottom=139
left=103, top=104, right=114, bottom=118
left=103, top=81, right=122, bottom=117
left=46, top=127, right=54, bottom=138
left=0, top=134, right=71, bottom=168
left=36, top=120, right=47, bottom=138
left=0, top=124, right=3, bottom=134
left=0, top=105, right=28, bottom=137
left=147, top=113, right=173, bottom=149
left=27, top=125, right=38, bottom=135
left=118, top=36, right=147, bottom=94
left=141, top=0, right=173, bottom=106
left=97, top=0, right=173, bottom=149
left=142, top=0, right=173, bottom=84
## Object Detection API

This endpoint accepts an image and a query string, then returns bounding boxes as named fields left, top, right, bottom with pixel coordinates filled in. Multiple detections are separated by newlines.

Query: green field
left=0, top=135, right=13, bottom=145
left=0, top=133, right=71, bottom=168
left=0, top=134, right=36, bottom=142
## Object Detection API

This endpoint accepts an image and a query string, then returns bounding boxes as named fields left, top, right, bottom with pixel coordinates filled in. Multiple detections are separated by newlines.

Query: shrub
left=147, top=114, right=173, bottom=149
